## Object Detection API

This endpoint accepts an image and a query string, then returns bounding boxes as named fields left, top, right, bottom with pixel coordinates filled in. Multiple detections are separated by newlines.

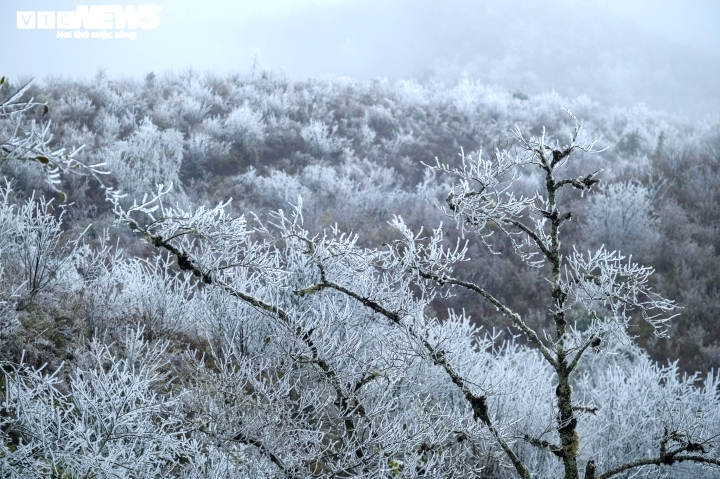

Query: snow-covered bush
left=582, top=181, right=660, bottom=260
left=225, top=103, right=265, bottom=148
left=1, top=330, right=189, bottom=479
left=0, top=185, right=86, bottom=307
left=103, top=118, right=183, bottom=196
left=301, top=119, right=344, bottom=158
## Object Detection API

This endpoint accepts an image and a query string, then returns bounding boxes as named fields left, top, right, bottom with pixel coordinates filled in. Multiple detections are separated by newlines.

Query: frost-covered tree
left=225, top=103, right=265, bottom=148
left=102, top=118, right=184, bottom=198
left=0, top=192, right=87, bottom=307
left=113, top=113, right=720, bottom=478
left=581, top=181, right=659, bottom=260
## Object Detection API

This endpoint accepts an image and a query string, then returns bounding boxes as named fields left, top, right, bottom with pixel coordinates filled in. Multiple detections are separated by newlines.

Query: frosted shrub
left=184, top=131, right=231, bottom=175
left=300, top=119, right=343, bottom=157
left=180, top=95, right=211, bottom=126
left=93, top=111, right=122, bottom=140
left=58, top=95, right=95, bottom=123
left=103, top=118, right=183, bottom=196
left=0, top=186, right=86, bottom=306
left=582, top=181, right=659, bottom=260
left=0, top=211, right=19, bottom=338
left=116, top=256, right=199, bottom=338
left=0, top=330, right=189, bottom=479
left=225, top=103, right=265, bottom=147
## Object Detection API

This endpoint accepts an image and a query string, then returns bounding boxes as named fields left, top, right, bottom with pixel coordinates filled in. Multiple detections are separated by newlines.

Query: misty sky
left=3, top=0, right=719, bottom=117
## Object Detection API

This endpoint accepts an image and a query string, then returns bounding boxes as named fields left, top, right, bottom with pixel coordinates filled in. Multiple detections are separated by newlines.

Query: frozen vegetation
left=1, top=69, right=720, bottom=478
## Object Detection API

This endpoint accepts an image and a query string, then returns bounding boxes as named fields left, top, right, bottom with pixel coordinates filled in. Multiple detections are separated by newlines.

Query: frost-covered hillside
left=1, top=69, right=720, bottom=478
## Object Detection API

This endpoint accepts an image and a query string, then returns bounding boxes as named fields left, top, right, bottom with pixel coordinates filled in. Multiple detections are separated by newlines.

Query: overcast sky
left=3, top=0, right=719, bottom=117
